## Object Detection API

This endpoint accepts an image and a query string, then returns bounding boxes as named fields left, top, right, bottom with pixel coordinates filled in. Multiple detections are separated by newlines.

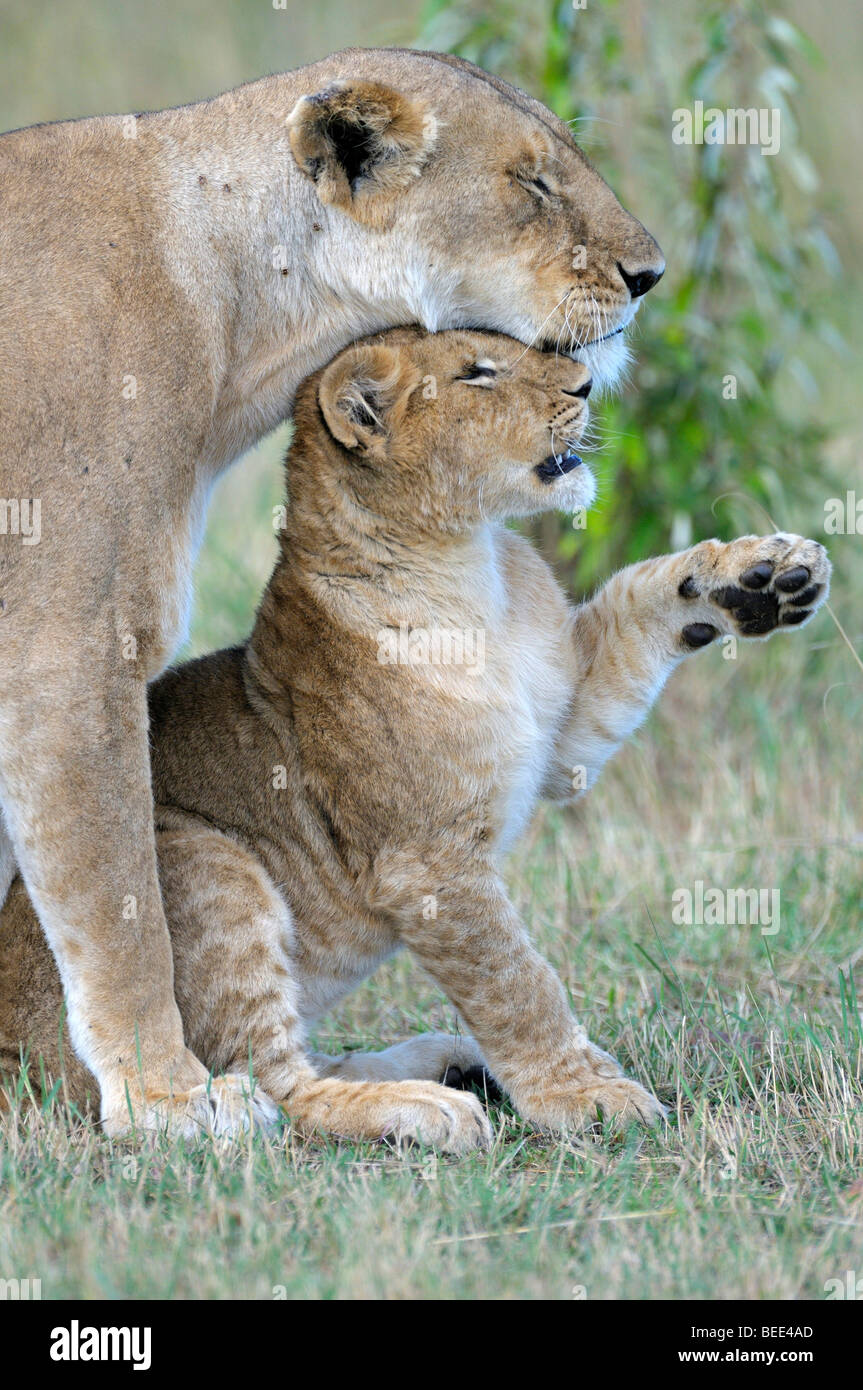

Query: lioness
left=0, top=328, right=830, bottom=1148
left=0, top=48, right=665, bottom=1136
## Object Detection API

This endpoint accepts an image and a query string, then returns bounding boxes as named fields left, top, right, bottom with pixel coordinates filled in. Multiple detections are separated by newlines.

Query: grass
left=2, top=559, right=861, bottom=1298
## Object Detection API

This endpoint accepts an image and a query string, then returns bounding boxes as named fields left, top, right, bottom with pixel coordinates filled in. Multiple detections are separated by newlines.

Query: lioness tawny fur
left=0, top=328, right=829, bottom=1149
left=0, top=49, right=666, bottom=1135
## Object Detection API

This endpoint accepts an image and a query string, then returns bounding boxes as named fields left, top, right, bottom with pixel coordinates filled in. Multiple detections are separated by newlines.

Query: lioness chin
left=0, top=327, right=830, bottom=1152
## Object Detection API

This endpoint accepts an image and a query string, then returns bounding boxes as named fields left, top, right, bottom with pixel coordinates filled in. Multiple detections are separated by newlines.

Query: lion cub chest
left=483, top=578, right=574, bottom=852
left=403, top=529, right=575, bottom=855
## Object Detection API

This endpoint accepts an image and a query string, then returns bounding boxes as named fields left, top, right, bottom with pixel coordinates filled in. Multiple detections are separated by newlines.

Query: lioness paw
left=105, top=1074, right=280, bottom=1140
left=678, top=534, right=830, bottom=645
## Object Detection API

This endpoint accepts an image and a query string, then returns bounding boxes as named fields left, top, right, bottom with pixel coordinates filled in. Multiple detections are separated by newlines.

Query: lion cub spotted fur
left=0, top=328, right=830, bottom=1150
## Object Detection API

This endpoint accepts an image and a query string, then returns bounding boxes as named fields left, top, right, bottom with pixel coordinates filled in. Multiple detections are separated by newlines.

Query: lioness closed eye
left=0, top=328, right=830, bottom=1150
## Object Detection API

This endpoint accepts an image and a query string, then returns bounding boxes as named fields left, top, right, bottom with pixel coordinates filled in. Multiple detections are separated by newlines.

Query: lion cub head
left=291, top=327, right=595, bottom=537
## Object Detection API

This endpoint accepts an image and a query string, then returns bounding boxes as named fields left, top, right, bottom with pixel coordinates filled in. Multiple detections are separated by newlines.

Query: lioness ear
left=319, top=344, right=420, bottom=456
left=286, top=81, right=438, bottom=210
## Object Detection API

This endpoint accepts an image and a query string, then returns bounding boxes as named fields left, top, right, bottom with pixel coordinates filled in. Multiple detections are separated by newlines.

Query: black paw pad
left=738, top=610, right=779, bottom=636
left=712, top=584, right=748, bottom=610
left=789, top=584, right=821, bottom=607
left=682, top=623, right=719, bottom=649
left=739, top=561, right=774, bottom=589
left=775, top=565, right=810, bottom=593
left=678, top=576, right=699, bottom=599
left=710, top=585, right=778, bottom=633
left=780, top=608, right=810, bottom=625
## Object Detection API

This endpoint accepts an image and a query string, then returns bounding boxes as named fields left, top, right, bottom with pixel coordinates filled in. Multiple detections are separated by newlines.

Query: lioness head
left=285, top=48, right=663, bottom=392
left=291, top=327, right=595, bottom=534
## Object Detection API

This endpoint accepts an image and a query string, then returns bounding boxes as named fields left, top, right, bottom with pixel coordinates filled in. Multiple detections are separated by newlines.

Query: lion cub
left=0, top=328, right=830, bottom=1149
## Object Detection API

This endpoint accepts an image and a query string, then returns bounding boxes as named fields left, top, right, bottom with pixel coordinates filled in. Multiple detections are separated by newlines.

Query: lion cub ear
left=319, top=344, right=420, bottom=457
left=286, top=81, right=438, bottom=212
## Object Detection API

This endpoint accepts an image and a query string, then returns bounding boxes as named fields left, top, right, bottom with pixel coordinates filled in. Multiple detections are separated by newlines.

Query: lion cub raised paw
left=677, top=533, right=830, bottom=647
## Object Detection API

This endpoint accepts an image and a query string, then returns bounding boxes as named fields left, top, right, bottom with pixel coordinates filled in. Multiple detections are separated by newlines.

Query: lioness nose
left=617, top=261, right=664, bottom=299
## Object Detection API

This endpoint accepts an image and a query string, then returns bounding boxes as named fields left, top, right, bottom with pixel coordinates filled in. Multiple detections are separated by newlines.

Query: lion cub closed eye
left=0, top=328, right=830, bottom=1150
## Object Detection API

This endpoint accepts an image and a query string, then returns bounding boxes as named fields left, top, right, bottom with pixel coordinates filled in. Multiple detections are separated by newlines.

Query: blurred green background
left=1, top=0, right=858, bottom=648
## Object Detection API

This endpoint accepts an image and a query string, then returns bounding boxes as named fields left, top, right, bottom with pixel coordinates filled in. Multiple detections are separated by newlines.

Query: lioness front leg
left=396, top=862, right=663, bottom=1132
left=548, top=533, right=831, bottom=796
left=0, top=654, right=245, bottom=1136
left=0, top=810, right=14, bottom=913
